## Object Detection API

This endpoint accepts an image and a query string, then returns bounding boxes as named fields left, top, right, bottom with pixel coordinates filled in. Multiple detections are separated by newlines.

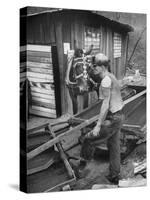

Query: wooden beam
left=27, top=114, right=99, bottom=160
left=27, top=122, right=49, bottom=134
left=122, top=124, right=141, bottom=128
left=46, top=125, right=75, bottom=179
left=124, top=90, right=146, bottom=105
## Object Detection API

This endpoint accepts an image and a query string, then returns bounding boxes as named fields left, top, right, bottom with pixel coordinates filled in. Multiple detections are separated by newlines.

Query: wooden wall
left=21, top=11, right=129, bottom=117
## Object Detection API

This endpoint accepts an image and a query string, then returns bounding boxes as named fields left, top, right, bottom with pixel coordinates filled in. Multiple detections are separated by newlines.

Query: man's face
left=93, top=65, right=104, bottom=77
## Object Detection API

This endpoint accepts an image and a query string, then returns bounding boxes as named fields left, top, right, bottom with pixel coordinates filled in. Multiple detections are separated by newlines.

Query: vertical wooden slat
left=54, top=18, right=67, bottom=114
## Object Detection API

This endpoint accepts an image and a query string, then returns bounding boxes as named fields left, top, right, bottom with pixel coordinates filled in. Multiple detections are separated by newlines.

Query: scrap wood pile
left=119, top=123, right=147, bottom=187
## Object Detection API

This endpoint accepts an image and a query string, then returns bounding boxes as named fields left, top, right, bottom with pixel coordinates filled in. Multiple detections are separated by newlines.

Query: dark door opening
left=51, top=45, right=62, bottom=117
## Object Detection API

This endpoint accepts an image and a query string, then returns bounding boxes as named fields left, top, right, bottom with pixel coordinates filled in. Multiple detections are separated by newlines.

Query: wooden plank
left=27, top=123, right=49, bottom=134
left=27, top=55, right=52, bottom=63
left=20, top=45, right=51, bottom=52
left=30, top=108, right=56, bottom=118
left=47, top=125, right=75, bottom=179
left=32, top=96, right=55, bottom=104
left=30, top=86, right=54, bottom=95
left=27, top=114, right=100, bottom=160
left=124, top=90, right=146, bottom=105
left=31, top=91, right=55, bottom=100
left=31, top=105, right=56, bottom=114
left=27, top=67, right=53, bottom=75
left=27, top=50, right=52, bottom=58
left=27, top=154, right=59, bottom=175
left=27, top=61, right=53, bottom=69
left=32, top=100, right=56, bottom=109
left=30, top=82, right=54, bottom=90
left=123, top=124, right=141, bottom=128
left=27, top=77, right=53, bottom=83
left=55, top=20, right=66, bottom=114
left=27, top=72, right=53, bottom=81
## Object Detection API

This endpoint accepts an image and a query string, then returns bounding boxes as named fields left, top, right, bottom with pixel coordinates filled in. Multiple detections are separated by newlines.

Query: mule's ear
left=84, top=44, right=94, bottom=55
left=92, top=55, right=96, bottom=64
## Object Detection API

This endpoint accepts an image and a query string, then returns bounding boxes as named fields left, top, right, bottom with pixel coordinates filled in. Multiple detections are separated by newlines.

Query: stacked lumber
left=20, top=44, right=56, bottom=118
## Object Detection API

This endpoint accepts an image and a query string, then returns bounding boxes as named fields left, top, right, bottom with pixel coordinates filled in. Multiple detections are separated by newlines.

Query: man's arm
left=96, top=87, right=110, bottom=130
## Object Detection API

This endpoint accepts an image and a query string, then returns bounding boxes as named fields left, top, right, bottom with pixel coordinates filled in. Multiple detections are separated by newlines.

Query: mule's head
left=73, top=55, right=92, bottom=93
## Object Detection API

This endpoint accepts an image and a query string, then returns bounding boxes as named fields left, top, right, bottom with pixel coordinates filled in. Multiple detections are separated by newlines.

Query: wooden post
left=54, top=18, right=66, bottom=114
left=46, top=125, right=75, bottom=179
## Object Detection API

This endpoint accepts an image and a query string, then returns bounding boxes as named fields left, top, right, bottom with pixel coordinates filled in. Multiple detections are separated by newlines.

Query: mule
left=65, top=47, right=102, bottom=114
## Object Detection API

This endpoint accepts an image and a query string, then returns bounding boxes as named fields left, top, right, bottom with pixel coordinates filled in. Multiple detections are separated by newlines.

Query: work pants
left=80, top=110, right=124, bottom=178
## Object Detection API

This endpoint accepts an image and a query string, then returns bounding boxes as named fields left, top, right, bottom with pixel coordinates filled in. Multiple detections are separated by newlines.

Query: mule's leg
left=83, top=93, right=89, bottom=109
left=68, top=88, right=78, bottom=114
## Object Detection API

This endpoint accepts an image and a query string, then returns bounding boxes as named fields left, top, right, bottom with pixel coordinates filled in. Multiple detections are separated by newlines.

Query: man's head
left=93, top=53, right=110, bottom=78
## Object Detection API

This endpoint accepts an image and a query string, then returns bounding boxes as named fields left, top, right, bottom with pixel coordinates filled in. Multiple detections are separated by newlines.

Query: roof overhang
left=20, top=7, right=134, bottom=33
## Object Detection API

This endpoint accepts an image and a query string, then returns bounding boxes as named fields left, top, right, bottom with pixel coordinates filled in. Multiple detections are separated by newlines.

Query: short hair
left=94, top=53, right=111, bottom=72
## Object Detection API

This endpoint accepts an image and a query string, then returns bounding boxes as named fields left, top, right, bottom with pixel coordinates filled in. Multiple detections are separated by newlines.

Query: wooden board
left=27, top=67, right=53, bottom=75
left=30, top=108, right=56, bottom=118
left=27, top=50, right=52, bottom=58
left=27, top=61, right=53, bottom=69
left=31, top=91, right=55, bottom=100
left=30, top=86, right=54, bottom=95
left=31, top=100, right=56, bottom=109
left=27, top=77, right=53, bottom=83
left=27, top=55, right=52, bottom=64
left=27, top=72, right=53, bottom=81
left=32, top=96, right=55, bottom=104
left=31, top=105, right=56, bottom=114
left=20, top=45, right=51, bottom=52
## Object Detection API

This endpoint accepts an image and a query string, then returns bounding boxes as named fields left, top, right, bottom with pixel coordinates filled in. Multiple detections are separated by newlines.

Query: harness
left=65, top=54, right=98, bottom=94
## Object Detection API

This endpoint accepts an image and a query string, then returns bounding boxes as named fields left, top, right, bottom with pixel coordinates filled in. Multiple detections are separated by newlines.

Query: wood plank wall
left=20, top=44, right=57, bottom=118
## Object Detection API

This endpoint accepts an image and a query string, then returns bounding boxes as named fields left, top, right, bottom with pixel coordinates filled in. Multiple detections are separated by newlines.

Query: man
left=79, top=53, right=124, bottom=184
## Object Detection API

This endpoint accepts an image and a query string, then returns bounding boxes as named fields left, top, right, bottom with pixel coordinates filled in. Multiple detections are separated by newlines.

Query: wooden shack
left=20, top=7, right=133, bottom=118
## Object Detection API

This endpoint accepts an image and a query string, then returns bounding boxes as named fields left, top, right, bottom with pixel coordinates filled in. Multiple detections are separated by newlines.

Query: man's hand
left=92, top=124, right=101, bottom=137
